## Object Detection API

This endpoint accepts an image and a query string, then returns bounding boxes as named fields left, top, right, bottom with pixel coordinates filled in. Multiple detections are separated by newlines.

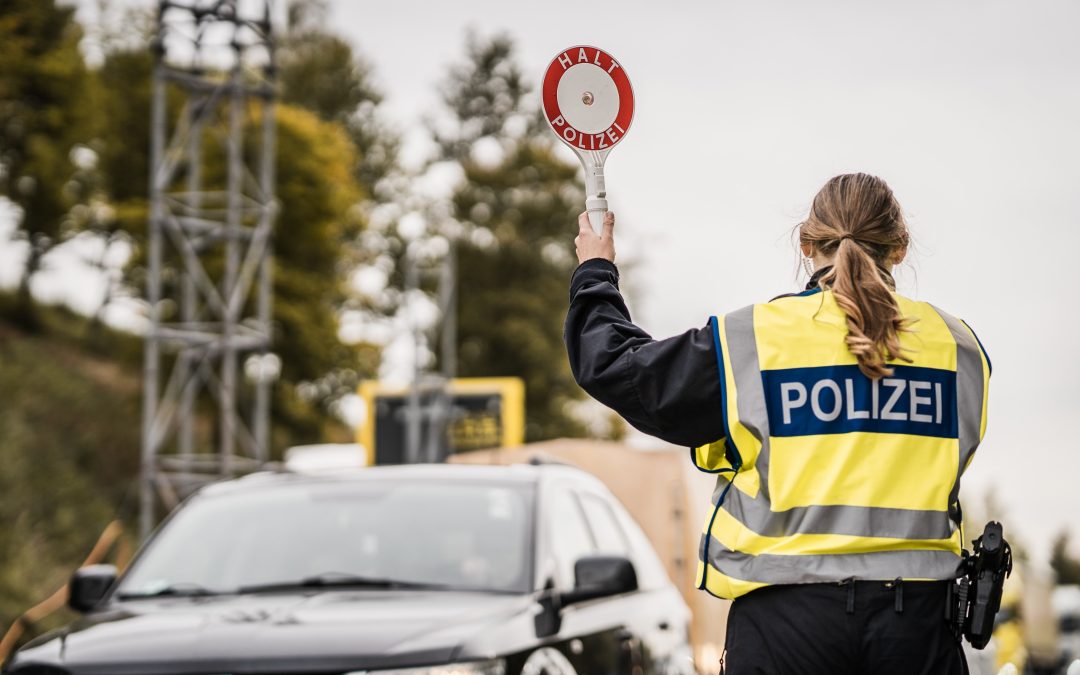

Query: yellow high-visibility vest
left=692, top=287, right=990, bottom=599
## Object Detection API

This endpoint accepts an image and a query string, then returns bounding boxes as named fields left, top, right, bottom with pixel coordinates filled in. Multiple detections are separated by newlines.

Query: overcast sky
left=51, top=0, right=1080, bottom=560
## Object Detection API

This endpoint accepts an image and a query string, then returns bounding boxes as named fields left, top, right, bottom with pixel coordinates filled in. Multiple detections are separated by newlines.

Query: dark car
left=7, top=463, right=696, bottom=675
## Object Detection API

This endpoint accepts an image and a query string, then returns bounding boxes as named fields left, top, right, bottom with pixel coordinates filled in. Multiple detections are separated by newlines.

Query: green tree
left=95, top=49, right=154, bottom=209
left=0, top=0, right=94, bottom=328
left=1051, top=530, right=1080, bottom=586
left=279, top=1, right=400, bottom=204
left=274, top=3, right=411, bottom=419
left=262, top=104, right=366, bottom=439
left=436, top=34, right=588, bottom=441
left=276, top=1, right=411, bottom=397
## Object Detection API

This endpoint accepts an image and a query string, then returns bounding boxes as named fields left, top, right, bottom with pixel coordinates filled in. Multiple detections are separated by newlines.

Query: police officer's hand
left=575, top=211, right=616, bottom=264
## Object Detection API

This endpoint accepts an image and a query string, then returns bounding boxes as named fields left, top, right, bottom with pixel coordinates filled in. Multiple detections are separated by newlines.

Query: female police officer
left=564, top=173, right=990, bottom=674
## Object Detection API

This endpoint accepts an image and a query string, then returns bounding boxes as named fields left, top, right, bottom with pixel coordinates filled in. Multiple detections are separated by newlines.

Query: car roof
left=197, top=461, right=598, bottom=498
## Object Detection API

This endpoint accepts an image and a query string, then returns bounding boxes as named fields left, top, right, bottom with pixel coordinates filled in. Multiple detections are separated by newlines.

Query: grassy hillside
left=0, top=302, right=144, bottom=633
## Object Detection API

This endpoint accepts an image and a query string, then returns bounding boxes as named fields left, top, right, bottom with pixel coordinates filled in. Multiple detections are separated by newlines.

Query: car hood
left=10, top=590, right=533, bottom=674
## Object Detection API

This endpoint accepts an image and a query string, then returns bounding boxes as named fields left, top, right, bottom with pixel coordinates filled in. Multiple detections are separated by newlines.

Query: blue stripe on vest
left=761, top=364, right=959, bottom=439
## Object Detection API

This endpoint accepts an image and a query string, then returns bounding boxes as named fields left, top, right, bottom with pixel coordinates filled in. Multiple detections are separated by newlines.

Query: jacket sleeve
left=563, top=259, right=726, bottom=448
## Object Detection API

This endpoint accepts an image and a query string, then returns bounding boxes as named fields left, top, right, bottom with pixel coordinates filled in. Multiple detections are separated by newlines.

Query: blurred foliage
left=436, top=34, right=587, bottom=441
left=434, top=34, right=530, bottom=160
left=0, top=0, right=95, bottom=327
left=279, top=27, right=380, bottom=126
left=279, top=0, right=401, bottom=205
left=95, top=48, right=156, bottom=207
left=278, top=5, right=404, bottom=318
left=1051, top=531, right=1080, bottom=586
left=259, top=103, right=372, bottom=438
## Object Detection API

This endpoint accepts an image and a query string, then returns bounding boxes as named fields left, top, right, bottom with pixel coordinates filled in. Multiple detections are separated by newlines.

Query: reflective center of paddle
left=556, top=63, right=618, bottom=135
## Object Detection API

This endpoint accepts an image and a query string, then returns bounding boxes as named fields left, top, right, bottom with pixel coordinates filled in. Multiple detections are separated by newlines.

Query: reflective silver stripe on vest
left=715, top=483, right=955, bottom=539
left=699, top=535, right=962, bottom=585
left=930, top=305, right=986, bottom=514
left=724, top=307, right=772, bottom=497
left=715, top=303, right=968, bottom=541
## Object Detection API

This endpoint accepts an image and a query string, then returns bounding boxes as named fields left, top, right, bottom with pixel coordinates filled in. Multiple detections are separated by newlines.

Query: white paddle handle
left=586, top=197, right=607, bottom=233
left=584, top=162, right=607, bottom=234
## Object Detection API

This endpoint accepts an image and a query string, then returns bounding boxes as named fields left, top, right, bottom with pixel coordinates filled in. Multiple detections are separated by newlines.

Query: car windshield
left=117, top=478, right=534, bottom=596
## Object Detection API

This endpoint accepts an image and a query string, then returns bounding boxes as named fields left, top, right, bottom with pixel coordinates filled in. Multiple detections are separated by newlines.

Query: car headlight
left=350, top=659, right=506, bottom=675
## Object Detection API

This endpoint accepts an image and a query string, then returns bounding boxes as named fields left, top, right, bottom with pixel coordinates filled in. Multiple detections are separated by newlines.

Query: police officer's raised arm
left=564, top=212, right=725, bottom=448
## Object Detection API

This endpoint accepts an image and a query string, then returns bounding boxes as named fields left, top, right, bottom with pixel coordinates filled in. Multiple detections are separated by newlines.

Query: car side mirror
left=561, top=555, right=637, bottom=606
left=68, top=564, right=117, bottom=613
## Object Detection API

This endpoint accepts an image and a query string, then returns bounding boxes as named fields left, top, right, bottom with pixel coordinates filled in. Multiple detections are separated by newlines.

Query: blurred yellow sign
left=356, top=378, right=525, bottom=465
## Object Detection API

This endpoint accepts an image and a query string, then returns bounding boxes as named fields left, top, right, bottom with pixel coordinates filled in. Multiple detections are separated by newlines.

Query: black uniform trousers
left=721, top=580, right=966, bottom=675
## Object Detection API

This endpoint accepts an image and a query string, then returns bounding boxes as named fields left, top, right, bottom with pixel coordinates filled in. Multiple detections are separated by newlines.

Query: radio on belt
left=541, top=46, right=634, bottom=233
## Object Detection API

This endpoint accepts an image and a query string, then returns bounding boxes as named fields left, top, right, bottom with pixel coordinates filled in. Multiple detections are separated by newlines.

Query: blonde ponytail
left=801, top=174, right=912, bottom=379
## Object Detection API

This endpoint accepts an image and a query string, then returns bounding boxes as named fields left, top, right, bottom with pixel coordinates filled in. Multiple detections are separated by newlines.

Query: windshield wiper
left=117, top=582, right=220, bottom=600
left=237, top=572, right=459, bottom=594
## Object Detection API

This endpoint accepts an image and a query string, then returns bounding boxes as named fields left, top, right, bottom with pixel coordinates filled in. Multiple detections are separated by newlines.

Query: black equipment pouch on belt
left=945, top=521, right=1013, bottom=649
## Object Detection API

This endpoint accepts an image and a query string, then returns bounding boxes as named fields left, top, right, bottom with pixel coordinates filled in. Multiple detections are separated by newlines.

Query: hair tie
left=838, top=234, right=854, bottom=243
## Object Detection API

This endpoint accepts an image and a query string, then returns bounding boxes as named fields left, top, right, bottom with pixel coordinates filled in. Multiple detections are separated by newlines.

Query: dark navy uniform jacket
left=564, top=258, right=827, bottom=447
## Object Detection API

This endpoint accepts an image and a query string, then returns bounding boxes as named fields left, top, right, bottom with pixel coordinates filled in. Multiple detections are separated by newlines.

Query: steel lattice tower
left=141, top=0, right=277, bottom=539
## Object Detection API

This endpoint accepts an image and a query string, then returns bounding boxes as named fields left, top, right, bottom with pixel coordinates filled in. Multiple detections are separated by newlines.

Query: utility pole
left=439, top=242, right=457, bottom=383
left=426, top=240, right=457, bottom=462
left=403, top=244, right=423, bottom=465
left=140, top=0, right=278, bottom=540
left=403, top=236, right=459, bottom=465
